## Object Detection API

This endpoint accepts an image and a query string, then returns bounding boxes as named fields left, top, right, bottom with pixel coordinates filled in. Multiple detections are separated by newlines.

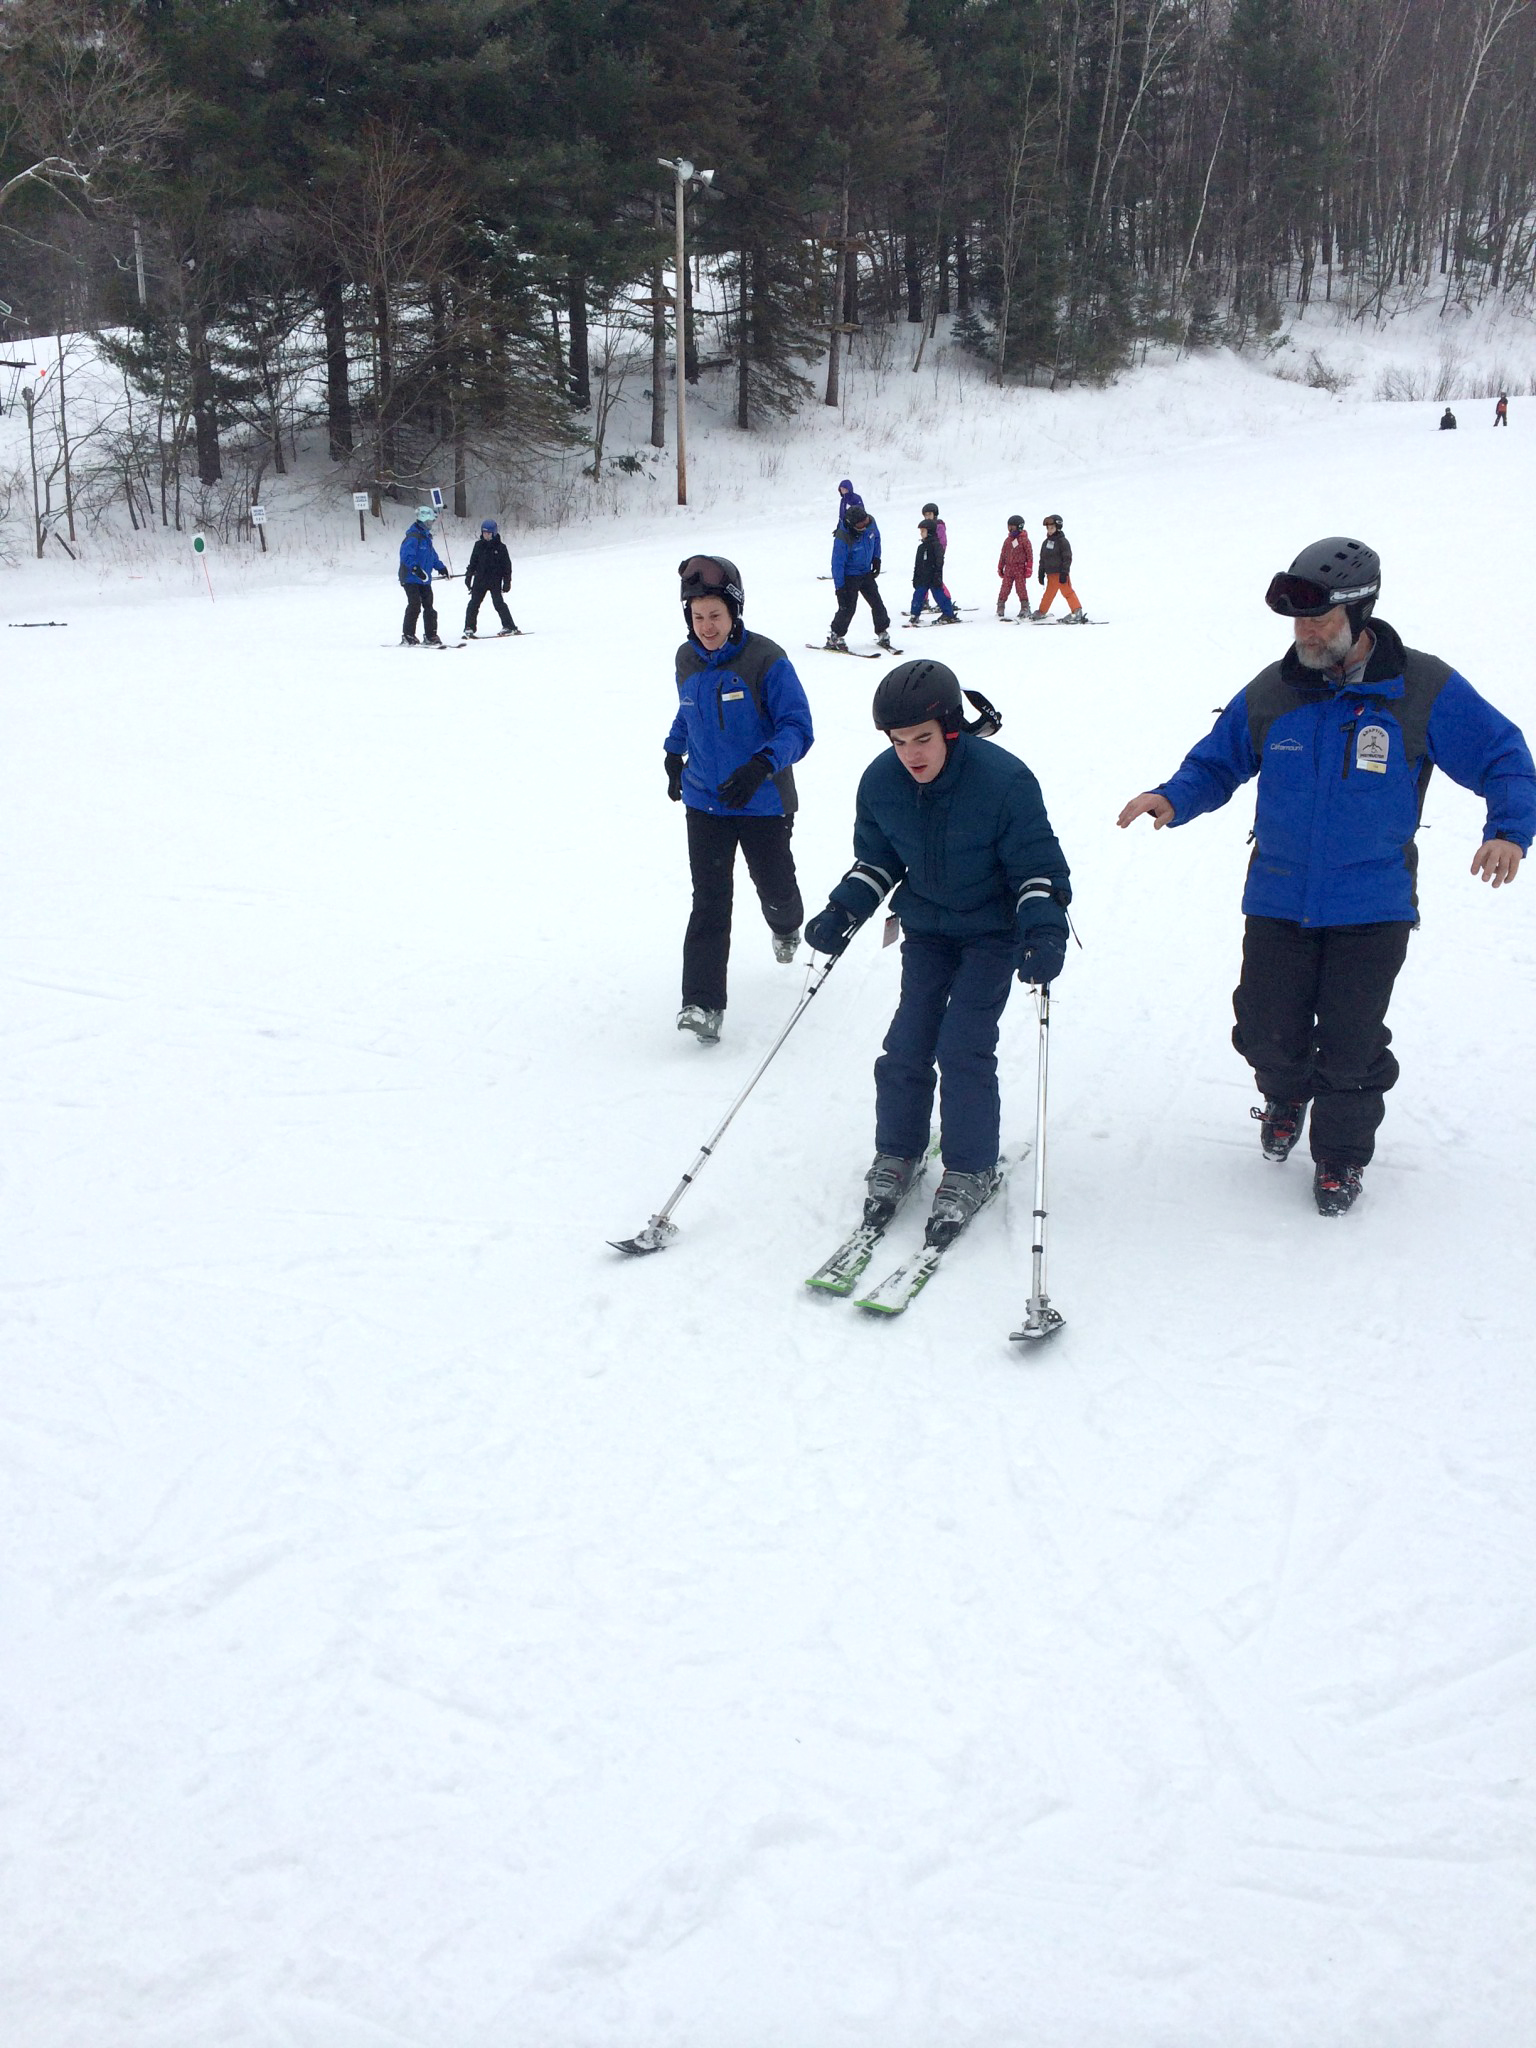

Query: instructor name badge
left=721, top=689, right=745, bottom=702
left=1356, top=724, right=1389, bottom=773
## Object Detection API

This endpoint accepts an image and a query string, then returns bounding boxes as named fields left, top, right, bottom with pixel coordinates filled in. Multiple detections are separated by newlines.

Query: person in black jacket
left=907, top=518, right=958, bottom=626
left=463, top=519, right=518, bottom=637
left=1034, top=514, right=1085, bottom=620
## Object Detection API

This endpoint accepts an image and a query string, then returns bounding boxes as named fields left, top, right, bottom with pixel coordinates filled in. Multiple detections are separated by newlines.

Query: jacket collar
left=689, top=624, right=748, bottom=668
left=1277, top=617, right=1407, bottom=700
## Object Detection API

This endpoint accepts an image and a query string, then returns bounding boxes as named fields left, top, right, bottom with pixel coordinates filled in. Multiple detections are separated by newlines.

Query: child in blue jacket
left=665, top=554, right=815, bottom=1045
left=397, top=509, right=449, bottom=646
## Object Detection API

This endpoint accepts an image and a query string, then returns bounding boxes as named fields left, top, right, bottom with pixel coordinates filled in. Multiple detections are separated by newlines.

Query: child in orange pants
left=1034, top=514, right=1085, bottom=620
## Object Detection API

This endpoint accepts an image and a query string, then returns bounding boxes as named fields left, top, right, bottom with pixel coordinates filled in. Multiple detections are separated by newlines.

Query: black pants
left=402, top=584, right=438, bottom=641
left=682, top=809, right=802, bottom=1011
left=1232, top=916, right=1413, bottom=1167
left=831, top=574, right=890, bottom=637
left=876, top=933, right=1016, bottom=1173
left=465, top=583, right=514, bottom=632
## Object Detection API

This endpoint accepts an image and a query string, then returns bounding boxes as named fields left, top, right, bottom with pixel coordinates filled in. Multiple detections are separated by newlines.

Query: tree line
left=2, top=0, right=1533, bottom=538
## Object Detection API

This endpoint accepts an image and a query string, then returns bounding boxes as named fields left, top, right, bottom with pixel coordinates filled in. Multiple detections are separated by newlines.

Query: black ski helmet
left=873, top=659, right=964, bottom=738
left=679, top=553, right=745, bottom=625
left=1265, top=536, right=1380, bottom=634
left=1043, top=513, right=1063, bottom=529
left=922, top=501, right=939, bottom=517
left=1007, top=513, right=1025, bottom=529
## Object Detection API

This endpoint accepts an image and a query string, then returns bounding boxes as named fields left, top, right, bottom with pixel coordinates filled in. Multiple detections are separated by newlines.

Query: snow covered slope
left=3, top=350, right=1534, bottom=2045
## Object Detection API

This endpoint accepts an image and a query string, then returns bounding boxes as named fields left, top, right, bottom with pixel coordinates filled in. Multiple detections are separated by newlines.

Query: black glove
left=434, top=568, right=449, bottom=579
left=665, top=752, right=685, bottom=802
left=805, top=901, right=861, bottom=957
left=871, top=558, right=881, bottom=576
left=717, top=752, right=774, bottom=809
left=1017, top=925, right=1066, bottom=985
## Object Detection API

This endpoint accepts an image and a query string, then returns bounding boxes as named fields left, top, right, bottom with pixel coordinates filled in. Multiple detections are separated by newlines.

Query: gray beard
left=1294, top=620, right=1355, bottom=670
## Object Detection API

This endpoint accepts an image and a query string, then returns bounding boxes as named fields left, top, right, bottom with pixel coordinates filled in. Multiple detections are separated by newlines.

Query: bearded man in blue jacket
left=805, top=660, right=1071, bottom=1248
left=1119, top=535, right=1536, bottom=1215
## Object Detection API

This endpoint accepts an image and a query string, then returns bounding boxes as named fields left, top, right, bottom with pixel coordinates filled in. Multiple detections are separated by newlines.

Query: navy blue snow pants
left=875, top=932, right=1016, bottom=1173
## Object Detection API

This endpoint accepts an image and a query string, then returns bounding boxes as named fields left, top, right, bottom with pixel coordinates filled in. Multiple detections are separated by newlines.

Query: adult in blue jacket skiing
left=665, top=555, right=815, bottom=1045
left=1118, top=534, right=1535, bottom=1215
left=825, top=498, right=893, bottom=653
left=397, top=508, right=450, bottom=646
left=804, top=659, right=1070, bottom=1247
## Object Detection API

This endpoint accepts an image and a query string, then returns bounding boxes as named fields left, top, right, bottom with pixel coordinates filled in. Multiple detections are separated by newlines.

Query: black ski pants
left=402, top=584, right=438, bottom=641
left=1231, top=916, right=1413, bottom=1167
left=682, top=809, right=802, bottom=1011
left=831, top=573, right=890, bottom=638
left=876, top=932, right=1016, bottom=1174
left=465, top=582, right=514, bottom=633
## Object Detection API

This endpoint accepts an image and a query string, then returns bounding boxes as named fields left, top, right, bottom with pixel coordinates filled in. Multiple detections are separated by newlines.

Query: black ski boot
left=925, top=1166, right=1003, bottom=1248
left=863, top=1152, right=921, bottom=1228
left=1252, top=1098, right=1305, bottom=1162
left=1313, top=1161, right=1364, bottom=1217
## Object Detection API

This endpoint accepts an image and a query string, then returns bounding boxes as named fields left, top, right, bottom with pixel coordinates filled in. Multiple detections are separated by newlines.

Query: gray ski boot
left=925, top=1166, right=1003, bottom=1248
left=772, top=928, right=801, bottom=965
left=677, top=1004, right=723, bottom=1045
left=863, top=1152, right=923, bottom=1229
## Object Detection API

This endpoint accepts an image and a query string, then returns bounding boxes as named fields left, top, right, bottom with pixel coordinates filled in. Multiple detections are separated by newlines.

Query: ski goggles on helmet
left=679, top=555, right=735, bottom=600
left=1265, top=572, right=1377, bottom=617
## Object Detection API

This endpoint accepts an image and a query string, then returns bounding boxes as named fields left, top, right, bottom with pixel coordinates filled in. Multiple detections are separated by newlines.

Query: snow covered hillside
left=3, top=341, right=1534, bottom=2045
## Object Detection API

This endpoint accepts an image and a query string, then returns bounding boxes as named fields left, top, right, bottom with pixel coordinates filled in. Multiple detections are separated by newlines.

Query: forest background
left=2, top=0, right=1534, bottom=539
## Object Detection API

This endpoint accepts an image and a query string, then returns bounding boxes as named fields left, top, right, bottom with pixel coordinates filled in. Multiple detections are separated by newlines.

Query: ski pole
left=1011, top=984, right=1065, bottom=1344
left=611, top=956, right=838, bottom=1255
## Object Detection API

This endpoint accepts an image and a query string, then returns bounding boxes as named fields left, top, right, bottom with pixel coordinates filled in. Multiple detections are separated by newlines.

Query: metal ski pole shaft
left=611, top=956, right=838, bottom=1255
left=1011, top=985, right=1065, bottom=1344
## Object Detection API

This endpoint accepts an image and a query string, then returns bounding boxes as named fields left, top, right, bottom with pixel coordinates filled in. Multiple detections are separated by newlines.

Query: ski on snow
left=854, top=1168, right=1007, bottom=1315
left=804, top=643, right=903, bottom=660
left=804, top=1146, right=939, bottom=1296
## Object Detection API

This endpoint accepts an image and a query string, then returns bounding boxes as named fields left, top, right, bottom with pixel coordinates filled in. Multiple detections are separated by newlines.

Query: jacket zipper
left=1340, top=719, right=1356, bottom=778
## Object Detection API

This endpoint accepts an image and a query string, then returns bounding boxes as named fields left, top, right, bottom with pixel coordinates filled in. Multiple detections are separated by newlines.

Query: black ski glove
left=1017, top=925, right=1067, bottom=986
left=665, top=751, right=685, bottom=802
left=717, top=752, right=774, bottom=809
left=871, top=558, right=881, bottom=576
left=805, top=901, right=861, bottom=957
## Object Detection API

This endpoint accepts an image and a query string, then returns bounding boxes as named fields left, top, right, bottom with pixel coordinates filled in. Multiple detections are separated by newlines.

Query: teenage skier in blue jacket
left=1118, top=534, right=1535, bottom=1215
left=825, top=498, right=893, bottom=653
left=397, top=509, right=450, bottom=646
left=665, top=554, right=815, bottom=1045
left=805, top=659, right=1070, bottom=1248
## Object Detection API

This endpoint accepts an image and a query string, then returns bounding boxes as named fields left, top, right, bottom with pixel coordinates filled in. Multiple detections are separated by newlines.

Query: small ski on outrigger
left=854, top=1165, right=1009, bottom=1315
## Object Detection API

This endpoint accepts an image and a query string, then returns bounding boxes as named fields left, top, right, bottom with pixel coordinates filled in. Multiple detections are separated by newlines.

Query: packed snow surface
left=3, top=347, right=1534, bottom=2045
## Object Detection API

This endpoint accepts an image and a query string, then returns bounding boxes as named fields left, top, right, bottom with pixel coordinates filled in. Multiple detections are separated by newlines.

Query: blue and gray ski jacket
left=831, top=515, right=881, bottom=586
left=666, top=627, right=815, bottom=819
left=1157, top=619, right=1536, bottom=927
left=830, top=732, right=1071, bottom=941
left=398, top=521, right=447, bottom=585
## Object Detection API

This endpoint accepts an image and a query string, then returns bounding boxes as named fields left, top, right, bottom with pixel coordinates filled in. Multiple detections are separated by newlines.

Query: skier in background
left=1494, top=393, right=1509, bottom=427
left=921, top=501, right=954, bottom=612
left=1116, top=534, right=1535, bottom=1216
left=666, top=554, right=815, bottom=1046
left=907, top=518, right=958, bottom=626
left=825, top=498, right=894, bottom=652
left=996, top=513, right=1033, bottom=618
left=1439, top=408, right=1458, bottom=430
left=837, top=477, right=859, bottom=523
left=398, top=508, right=450, bottom=646
left=1034, top=515, right=1086, bottom=621
left=804, top=659, right=1069, bottom=1249
left=463, top=519, right=518, bottom=638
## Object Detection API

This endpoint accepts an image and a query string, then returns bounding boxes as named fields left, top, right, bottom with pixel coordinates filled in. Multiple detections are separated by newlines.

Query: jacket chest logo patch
left=1268, top=737, right=1304, bottom=753
left=1356, top=724, right=1390, bottom=773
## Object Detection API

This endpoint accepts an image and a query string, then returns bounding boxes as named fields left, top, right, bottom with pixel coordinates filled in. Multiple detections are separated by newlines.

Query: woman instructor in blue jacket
left=1118, top=534, right=1536, bottom=1215
left=665, top=555, right=815, bottom=1046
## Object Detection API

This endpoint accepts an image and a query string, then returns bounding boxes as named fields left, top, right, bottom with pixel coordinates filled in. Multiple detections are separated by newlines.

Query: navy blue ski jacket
left=1157, top=619, right=1536, bottom=927
left=831, top=515, right=881, bottom=585
left=398, top=521, right=447, bottom=585
left=665, top=626, right=815, bottom=819
left=829, top=732, right=1071, bottom=941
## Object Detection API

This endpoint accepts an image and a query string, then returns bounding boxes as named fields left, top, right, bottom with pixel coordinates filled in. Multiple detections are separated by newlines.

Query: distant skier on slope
left=1439, top=408, right=1458, bottom=430
left=463, top=519, right=518, bottom=638
left=907, top=518, right=959, bottom=626
left=803, top=659, right=1069, bottom=1249
left=836, top=477, right=858, bottom=526
left=1494, top=393, right=1509, bottom=427
left=825, top=498, right=894, bottom=652
left=666, top=554, right=815, bottom=1046
left=996, top=514, right=1033, bottom=618
left=1117, top=534, right=1536, bottom=1216
left=921, top=501, right=954, bottom=612
left=1033, top=514, right=1086, bottom=621
left=397, top=508, right=450, bottom=646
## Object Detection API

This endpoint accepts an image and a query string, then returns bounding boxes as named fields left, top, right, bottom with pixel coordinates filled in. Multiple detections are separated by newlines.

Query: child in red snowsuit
left=996, top=515, right=1032, bottom=619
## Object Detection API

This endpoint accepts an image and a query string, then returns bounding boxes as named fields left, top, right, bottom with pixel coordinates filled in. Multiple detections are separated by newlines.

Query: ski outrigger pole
left=1011, top=985, right=1065, bottom=1344
left=610, top=958, right=838, bottom=1256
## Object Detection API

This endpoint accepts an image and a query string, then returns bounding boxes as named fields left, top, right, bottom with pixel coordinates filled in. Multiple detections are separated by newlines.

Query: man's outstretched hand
left=1117, top=792, right=1175, bottom=830
left=1470, top=839, right=1523, bottom=887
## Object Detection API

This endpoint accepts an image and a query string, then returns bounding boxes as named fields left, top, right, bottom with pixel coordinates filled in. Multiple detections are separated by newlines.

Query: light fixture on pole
left=658, top=156, right=714, bottom=508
